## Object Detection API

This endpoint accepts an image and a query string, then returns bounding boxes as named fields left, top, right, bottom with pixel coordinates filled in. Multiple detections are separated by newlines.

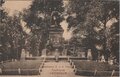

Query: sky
left=2, top=0, right=32, bottom=34
left=3, top=0, right=32, bottom=16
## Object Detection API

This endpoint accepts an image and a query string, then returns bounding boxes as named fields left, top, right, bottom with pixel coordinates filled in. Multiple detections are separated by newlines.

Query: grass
left=1, top=60, right=42, bottom=69
left=0, top=60, right=43, bottom=75
left=73, top=60, right=119, bottom=71
left=73, top=60, right=119, bottom=76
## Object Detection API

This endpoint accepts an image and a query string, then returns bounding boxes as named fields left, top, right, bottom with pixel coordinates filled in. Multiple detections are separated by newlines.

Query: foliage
left=0, top=12, right=24, bottom=61
left=68, top=0, right=119, bottom=61
left=22, top=0, right=64, bottom=56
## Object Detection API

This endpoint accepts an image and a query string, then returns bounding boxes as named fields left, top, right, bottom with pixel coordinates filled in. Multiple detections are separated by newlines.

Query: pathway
left=40, top=61, right=76, bottom=77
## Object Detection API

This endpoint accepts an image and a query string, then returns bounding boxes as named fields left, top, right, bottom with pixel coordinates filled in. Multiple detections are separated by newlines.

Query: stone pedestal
left=41, top=49, right=47, bottom=57
left=21, top=49, right=26, bottom=60
left=62, top=49, right=67, bottom=56
left=87, top=49, right=92, bottom=60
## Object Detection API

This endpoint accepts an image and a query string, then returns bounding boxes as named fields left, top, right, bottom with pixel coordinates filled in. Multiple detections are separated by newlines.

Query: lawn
left=73, top=60, right=119, bottom=76
left=0, top=60, right=44, bottom=75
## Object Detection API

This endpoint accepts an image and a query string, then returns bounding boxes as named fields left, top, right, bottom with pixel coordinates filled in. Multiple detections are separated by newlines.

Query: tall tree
left=22, top=0, right=64, bottom=56
left=68, top=0, right=119, bottom=61
left=0, top=12, right=25, bottom=61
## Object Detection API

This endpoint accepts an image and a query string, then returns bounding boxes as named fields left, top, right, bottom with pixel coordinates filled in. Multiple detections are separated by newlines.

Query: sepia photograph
left=0, top=0, right=119, bottom=77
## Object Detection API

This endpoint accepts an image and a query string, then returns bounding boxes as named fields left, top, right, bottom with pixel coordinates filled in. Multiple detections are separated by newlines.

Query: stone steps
left=40, top=61, right=75, bottom=77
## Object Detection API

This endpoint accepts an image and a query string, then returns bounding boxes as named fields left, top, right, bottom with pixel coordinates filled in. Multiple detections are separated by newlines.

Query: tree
left=68, top=0, right=119, bottom=61
left=23, top=0, right=64, bottom=26
left=0, top=10, right=25, bottom=61
left=22, top=0, right=64, bottom=56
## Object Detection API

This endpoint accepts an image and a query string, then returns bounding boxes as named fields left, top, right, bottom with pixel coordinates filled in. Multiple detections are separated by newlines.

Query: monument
left=47, top=11, right=64, bottom=56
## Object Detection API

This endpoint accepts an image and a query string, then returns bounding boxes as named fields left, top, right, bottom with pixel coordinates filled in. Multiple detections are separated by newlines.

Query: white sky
left=2, top=0, right=32, bottom=34
left=3, top=0, right=32, bottom=16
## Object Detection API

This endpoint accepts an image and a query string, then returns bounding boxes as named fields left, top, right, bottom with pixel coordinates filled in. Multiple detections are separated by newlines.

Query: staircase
left=40, top=61, right=75, bottom=77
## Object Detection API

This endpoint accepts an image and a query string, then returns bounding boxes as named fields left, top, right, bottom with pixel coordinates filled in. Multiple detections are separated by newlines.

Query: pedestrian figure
left=55, top=49, right=59, bottom=62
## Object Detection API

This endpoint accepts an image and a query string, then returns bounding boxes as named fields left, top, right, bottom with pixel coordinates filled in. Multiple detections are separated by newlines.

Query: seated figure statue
left=51, top=11, right=62, bottom=27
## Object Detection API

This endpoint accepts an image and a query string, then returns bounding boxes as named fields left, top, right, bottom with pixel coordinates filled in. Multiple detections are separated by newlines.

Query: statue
left=51, top=11, right=61, bottom=27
